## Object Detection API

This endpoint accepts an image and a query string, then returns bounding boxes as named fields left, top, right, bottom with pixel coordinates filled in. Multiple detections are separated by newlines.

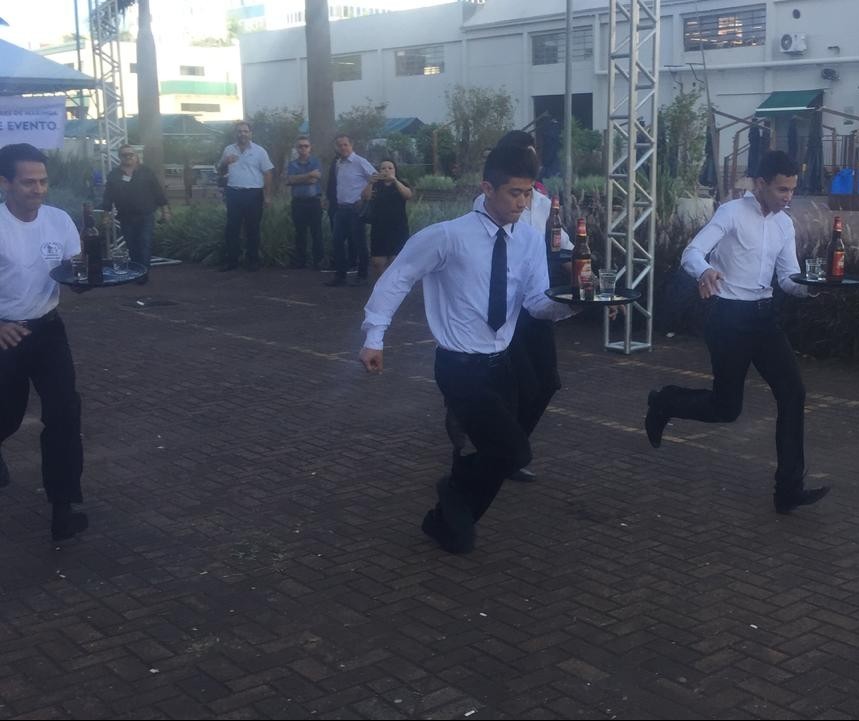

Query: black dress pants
left=657, top=297, right=805, bottom=494
left=224, top=187, right=264, bottom=265
left=0, top=312, right=83, bottom=504
left=507, top=310, right=562, bottom=437
left=332, top=205, right=368, bottom=280
left=434, top=349, right=532, bottom=543
left=290, top=196, right=323, bottom=268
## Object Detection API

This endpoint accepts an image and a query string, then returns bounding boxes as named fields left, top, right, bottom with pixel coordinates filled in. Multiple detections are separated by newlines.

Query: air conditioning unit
left=780, top=32, right=808, bottom=54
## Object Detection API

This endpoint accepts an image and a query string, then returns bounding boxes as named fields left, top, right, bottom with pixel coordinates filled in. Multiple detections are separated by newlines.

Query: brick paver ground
left=1, top=263, right=858, bottom=720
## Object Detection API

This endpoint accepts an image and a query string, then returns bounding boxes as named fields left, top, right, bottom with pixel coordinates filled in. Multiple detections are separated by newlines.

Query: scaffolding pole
left=88, top=0, right=127, bottom=179
left=604, top=0, right=660, bottom=353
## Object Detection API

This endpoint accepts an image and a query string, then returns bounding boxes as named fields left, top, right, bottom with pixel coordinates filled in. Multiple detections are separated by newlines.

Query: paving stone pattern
left=1, top=264, right=858, bottom=719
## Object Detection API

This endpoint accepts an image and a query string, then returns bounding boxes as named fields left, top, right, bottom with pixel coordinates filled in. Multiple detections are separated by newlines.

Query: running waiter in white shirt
left=0, top=143, right=89, bottom=541
left=644, top=150, right=829, bottom=515
left=359, top=146, right=572, bottom=553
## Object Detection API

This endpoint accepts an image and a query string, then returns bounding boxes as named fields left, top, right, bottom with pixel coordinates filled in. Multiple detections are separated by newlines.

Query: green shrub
left=415, top=174, right=456, bottom=191
left=407, top=198, right=472, bottom=234
left=154, top=198, right=313, bottom=266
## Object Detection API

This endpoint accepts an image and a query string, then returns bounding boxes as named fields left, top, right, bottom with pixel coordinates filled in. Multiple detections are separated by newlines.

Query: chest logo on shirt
left=40, top=241, right=63, bottom=262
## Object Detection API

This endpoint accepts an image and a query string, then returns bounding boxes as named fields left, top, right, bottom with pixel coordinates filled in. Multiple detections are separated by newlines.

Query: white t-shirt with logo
left=0, top=203, right=80, bottom=321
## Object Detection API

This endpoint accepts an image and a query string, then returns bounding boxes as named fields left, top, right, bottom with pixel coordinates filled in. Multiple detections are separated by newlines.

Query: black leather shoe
left=774, top=486, right=830, bottom=514
left=51, top=506, right=89, bottom=541
left=421, top=508, right=474, bottom=554
left=324, top=276, right=347, bottom=287
left=0, top=452, right=10, bottom=488
left=509, top=467, right=537, bottom=482
left=645, top=389, right=669, bottom=448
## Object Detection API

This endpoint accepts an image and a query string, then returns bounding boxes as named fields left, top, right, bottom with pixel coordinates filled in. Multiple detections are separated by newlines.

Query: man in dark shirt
left=284, top=136, right=323, bottom=269
left=101, top=145, right=170, bottom=283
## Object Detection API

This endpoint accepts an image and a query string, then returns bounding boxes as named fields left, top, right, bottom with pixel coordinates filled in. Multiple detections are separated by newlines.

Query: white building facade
left=240, top=0, right=859, bottom=159
left=38, top=40, right=242, bottom=122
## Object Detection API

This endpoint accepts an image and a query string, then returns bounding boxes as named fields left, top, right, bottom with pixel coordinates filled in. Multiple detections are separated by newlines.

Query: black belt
left=4, top=309, right=59, bottom=328
left=714, top=296, right=773, bottom=311
left=338, top=201, right=362, bottom=209
left=292, top=195, right=321, bottom=201
left=437, top=347, right=509, bottom=368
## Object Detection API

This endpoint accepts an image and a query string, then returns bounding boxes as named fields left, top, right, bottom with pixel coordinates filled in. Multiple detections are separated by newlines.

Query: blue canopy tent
left=0, top=38, right=96, bottom=96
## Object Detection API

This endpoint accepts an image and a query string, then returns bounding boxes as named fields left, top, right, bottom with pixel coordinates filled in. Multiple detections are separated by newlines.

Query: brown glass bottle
left=546, top=195, right=563, bottom=252
left=81, top=202, right=104, bottom=285
left=571, top=217, right=592, bottom=289
left=827, top=215, right=845, bottom=282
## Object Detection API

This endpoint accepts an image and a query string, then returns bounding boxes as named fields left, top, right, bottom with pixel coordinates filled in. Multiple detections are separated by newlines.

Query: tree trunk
left=304, top=0, right=335, bottom=163
left=136, top=0, right=164, bottom=181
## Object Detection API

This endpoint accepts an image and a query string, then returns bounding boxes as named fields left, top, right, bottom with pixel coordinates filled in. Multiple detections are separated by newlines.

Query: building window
left=683, top=6, right=766, bottom=51
left=532, top=28, right=594, bottom=65
left=180, top=65, right=205, bottom=77
left=129, top=62, right=138, bottom=73
left=228, top=4, right=264, bottom=20
left=395, top=45, right=444, bottom=76
left=180, top=103, right=221, bottom=113
left=332, top=54, right=362, bottom=82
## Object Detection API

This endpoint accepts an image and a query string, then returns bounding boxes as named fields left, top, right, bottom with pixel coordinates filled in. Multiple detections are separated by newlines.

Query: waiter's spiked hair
left=482, top=145, right=538, bottom=188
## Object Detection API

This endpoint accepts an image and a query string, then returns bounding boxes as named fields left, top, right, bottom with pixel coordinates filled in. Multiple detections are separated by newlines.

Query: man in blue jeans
left=324, top=134, right=376, bottom=287
left=284, top=135, right=324, bottom=270
left=101, top=144, right=171, bottom=284
left=218, top=120, right=274, bottom=271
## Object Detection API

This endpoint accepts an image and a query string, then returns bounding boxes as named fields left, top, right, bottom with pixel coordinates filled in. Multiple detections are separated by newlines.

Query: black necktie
left=488, top=227, right=507, bottom=331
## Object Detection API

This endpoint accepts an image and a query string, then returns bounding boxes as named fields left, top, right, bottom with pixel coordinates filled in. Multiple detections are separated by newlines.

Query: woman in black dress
left=362, top=159, right=413, bottom=277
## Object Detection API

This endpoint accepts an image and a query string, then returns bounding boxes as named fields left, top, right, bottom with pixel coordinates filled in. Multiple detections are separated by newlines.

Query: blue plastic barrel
left=831, top=168, right=854, bottom=194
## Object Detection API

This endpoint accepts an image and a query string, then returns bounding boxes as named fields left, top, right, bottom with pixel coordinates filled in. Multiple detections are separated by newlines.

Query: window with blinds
left=683, top=6, right=766, bottom=51
left=532, top=28, right=594, bottom=65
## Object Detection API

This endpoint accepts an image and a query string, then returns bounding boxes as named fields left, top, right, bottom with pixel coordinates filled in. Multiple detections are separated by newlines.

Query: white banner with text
left=0, top=97, right=66, bottom=150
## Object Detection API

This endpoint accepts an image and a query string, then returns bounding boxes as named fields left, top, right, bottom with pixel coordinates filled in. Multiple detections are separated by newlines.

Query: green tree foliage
left=446, top=85, right=515, bottom=172
left=336, top=101, right=387, bottom=155
left=563, top=117, right=603, bottom=177
left=416, top=123, right=456, bottom=175
left=656, top=89, right=707, bottom=222
left=383, top=132, right=418, bottom=164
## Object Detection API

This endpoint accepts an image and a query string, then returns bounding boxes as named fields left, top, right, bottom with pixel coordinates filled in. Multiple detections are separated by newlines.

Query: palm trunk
left=304, top=0, right=335, bottom=162
left=136, top=0, right=164, bottom=180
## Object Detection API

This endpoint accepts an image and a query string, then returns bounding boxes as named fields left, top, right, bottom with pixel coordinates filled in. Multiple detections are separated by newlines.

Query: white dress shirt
left=682, top=191, right=807, bottom=300
left=0, top=204, right=80, bottom=321
left=220, top=142, right=273, bottom=189
left=362, top=200, right=572, bottom=353
left=335, top=152, right=377, bottom=204
left=513, top=191, right=572, bottom=250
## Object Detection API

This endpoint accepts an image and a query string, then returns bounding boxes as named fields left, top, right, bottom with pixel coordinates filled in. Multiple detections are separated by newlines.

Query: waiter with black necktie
left=358, top=146, right=572, bottom=554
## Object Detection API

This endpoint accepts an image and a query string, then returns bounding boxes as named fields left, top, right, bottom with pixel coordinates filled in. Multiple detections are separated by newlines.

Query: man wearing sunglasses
left=284, top=136, right=324, bottom=270
left=101, top=145, right=170, bottom=284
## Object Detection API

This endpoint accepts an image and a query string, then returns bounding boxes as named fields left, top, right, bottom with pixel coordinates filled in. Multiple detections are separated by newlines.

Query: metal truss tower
left=604, top=0, right=660, bottom=353
left=88, top=0, right=127, bottom=178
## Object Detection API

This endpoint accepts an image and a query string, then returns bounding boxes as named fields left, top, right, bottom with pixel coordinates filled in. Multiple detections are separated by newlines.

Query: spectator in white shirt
left=324, top=134, right=376, bottom=287
left=359, top=146, right=572, bottom=553
left=645, top=150, right=829, bottom=515
left=217, top=120, right=273, bottom=271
